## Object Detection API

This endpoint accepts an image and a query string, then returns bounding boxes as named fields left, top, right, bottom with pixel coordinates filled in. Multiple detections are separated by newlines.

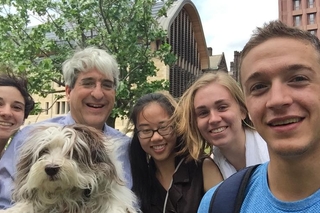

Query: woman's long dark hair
left=129, top=92, right=184, bottom=212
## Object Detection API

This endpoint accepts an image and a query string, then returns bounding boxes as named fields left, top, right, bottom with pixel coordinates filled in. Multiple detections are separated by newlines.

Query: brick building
left=279, top=0, right=319, bottom=35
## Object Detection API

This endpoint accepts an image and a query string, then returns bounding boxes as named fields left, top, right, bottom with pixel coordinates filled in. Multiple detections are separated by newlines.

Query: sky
left=24, top=0, right=278, bottom=71
left=191, top=0, right=278, bottom=70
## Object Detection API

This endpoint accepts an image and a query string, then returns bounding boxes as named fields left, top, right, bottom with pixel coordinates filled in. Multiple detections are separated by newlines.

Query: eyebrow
left=244, top=64, right=313, bottom=86
left=194, top=99, right=227, bottom=110
left=80, top=77, right=113, bottom=83
left=0, top=97, right=25, bottom=107
left=14, top=101, right=25, bottom=107
left=138, top=121, right=167, bottom=128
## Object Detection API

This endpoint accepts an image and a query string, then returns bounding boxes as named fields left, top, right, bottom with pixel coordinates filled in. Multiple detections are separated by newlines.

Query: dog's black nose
left=45, top=164, right=60, bottom=176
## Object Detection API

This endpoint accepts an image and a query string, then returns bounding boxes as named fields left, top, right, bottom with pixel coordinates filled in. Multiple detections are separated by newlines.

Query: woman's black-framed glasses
left=137, top=125, right=173, bottom=139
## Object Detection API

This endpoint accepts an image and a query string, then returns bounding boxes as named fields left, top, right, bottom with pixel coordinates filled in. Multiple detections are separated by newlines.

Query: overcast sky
left=191, top=0, right=278, bottom=70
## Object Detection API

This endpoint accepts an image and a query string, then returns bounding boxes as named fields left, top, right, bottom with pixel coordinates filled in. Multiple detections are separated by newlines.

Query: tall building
left=279, top=0, right=318, bottom=36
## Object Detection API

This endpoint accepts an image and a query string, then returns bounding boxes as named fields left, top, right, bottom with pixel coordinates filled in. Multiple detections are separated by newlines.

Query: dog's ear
left=71, top=124, right=123, bottom=184
left=71, top=124, right=107, bottom=163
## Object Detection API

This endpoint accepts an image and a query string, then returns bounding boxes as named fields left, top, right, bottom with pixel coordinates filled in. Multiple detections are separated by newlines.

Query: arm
left=202, top=157, right=223, bottom=192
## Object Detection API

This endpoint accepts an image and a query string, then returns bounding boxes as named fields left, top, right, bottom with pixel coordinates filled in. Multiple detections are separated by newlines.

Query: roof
left=210, top=54, right=223, bottom=69
left=153, top=0, right=210, bottom=69
left=208, top=53, right=228, bottom=71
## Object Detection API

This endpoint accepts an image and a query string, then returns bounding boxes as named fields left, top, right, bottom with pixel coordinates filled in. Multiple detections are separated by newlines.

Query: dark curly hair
left=0, top=68, right=35, bottom=119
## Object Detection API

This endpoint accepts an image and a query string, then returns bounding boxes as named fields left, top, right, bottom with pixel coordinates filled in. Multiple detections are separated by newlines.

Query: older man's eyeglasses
left=137, top=126, right=173, bottom=139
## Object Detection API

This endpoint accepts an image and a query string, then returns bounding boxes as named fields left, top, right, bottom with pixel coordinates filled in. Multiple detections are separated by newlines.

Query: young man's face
left=240, top=37, right=320, bottom=158
left=66, top=68, right=115, bottom=130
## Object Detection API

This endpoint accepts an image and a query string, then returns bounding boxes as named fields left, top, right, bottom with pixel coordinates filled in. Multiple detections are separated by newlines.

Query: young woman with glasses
left=129, top=92, right=222, bottom=213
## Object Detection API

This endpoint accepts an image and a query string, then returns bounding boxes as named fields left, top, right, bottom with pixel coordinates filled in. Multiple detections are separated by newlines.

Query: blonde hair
left=173, top=72, right=252, bottom=160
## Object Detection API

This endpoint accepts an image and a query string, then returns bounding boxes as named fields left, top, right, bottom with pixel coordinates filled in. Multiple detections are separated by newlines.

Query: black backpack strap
left=208, top=164, right=260, bottom=213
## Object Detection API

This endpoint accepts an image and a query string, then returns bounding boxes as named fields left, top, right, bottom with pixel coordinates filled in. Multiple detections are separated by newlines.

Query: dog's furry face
left=10, top=123, right=137, bottom=213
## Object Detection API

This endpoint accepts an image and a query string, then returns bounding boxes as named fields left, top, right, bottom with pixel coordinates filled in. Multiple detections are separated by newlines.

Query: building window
left=294, top=15, right=301, bottom=26
left=55, top=101, right=68, bottom=114
left=293, top=0, right=300, bottom=10
left=308, top=13, right=316, bottom=24
left=45, top=102, right=49, bottom=115
left=61, top=101, right=66, bottom=114
left=56, top=102, right=60, bottom=114
left=308, top=0, right=314, bottom=8
left=309, top=30, right=317, bottom=35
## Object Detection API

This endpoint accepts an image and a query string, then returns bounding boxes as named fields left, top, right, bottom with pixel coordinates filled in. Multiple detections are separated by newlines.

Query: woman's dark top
left=149, top=157, right=210, bottom=213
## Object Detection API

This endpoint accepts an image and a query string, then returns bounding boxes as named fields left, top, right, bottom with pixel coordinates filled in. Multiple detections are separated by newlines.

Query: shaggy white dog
left=0, top=123, right=138, bottom=213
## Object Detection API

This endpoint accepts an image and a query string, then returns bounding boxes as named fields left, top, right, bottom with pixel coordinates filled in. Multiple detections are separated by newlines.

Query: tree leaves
left=0, top=0, right=175, bottom=126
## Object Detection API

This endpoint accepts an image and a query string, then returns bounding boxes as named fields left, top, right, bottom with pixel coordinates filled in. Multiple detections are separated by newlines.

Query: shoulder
left=105, top=125, right=129, bottom=139
left=44, top=114, right=72, bottom=123
left=191, top=156, right=219, bottom=172
left=202, top=157, right=217, bottom=169
left=246, top=163, right=267, bottom=185
left=198, top=164, right=263, bottom=213
left=18, top=116, right=70, bottom=139
left=202, top=156, right=223, bottom=191
left=10, top=115, right=72, bottom=148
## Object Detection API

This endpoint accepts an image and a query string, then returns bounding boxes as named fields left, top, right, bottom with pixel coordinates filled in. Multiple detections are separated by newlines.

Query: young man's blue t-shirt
left=198, top=162, right=320, bottom=213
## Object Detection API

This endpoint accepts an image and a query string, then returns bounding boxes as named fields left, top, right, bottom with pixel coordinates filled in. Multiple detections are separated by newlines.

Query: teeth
left=271, top=118, right=300, bottom=126
left=88, top=104, right=103, bottom=108
left=153, top=145, right=165, bottom=150
left=211, top=127, right=226, bottom=133
left=0, top=122, right=12, bottom=126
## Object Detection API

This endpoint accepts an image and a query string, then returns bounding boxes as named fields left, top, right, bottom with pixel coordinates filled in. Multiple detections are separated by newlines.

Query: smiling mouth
left=269, top=118, right=302, bottom=126
left=210, top=127, right=227, bottom=133
left=0, top=121, right=13, bottom=126
left=87, top=104, right=104, bottom=108
left=151, top=144, right=166, bottom=151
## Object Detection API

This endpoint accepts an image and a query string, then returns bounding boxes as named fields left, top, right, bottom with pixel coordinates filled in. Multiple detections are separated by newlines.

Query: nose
left=91, top=84, right=104, bottom=100
left=0, top=105, right=13, bottom=118
left=45, top=164, right=60, bottom=176
left=150, top=131, right=163, bottom=141
left=266, top=82, right=293, bottom=110
left=208, top=110, right=222, bottom=124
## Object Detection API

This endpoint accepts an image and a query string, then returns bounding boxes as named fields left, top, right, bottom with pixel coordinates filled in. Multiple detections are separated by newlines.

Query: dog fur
left=0, top=123, right=138, bottom=213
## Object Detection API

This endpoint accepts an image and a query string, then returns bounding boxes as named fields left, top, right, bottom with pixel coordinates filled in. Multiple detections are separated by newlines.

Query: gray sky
left=191, top=0, right=278, bottom=69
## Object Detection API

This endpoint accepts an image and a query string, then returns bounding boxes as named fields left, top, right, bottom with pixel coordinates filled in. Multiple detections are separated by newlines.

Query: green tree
left=0, top=0, right=176, bottom=127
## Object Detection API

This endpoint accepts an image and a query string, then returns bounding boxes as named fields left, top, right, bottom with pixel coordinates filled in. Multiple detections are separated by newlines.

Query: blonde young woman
left=174, top=72, right=269, bottom=179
